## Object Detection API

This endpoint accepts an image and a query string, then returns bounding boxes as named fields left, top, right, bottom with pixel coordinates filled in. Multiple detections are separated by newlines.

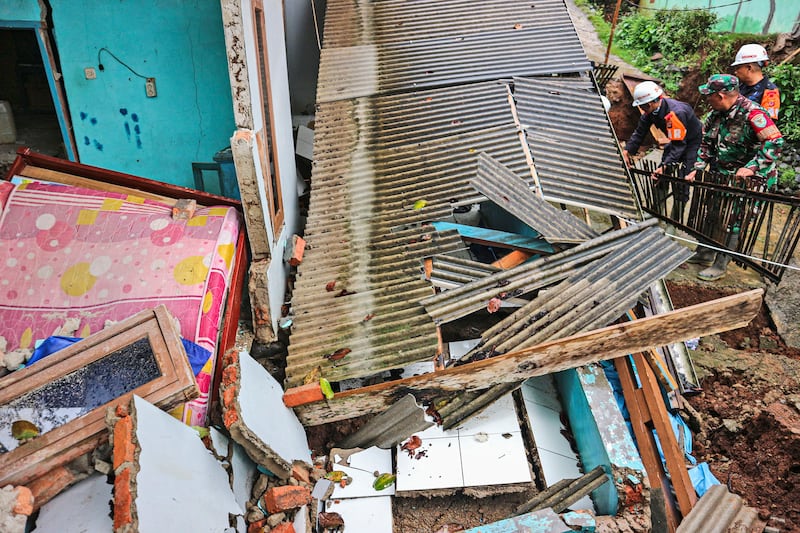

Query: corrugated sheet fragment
left=421, top=218, right=661, bottom=325
left=513, top=76, right=640, bottom=219
left=471, top=153, right=599, bottom=244
left=437, top=223, right=693, bottom=428
left=427, top=254, right=503, bottom=290
left=676, top=485, right=765, bottom=532
left=336, top=395, right=432, bottom=450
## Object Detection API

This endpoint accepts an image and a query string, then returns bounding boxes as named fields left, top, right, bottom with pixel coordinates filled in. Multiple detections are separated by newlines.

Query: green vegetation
left=771, top=63, right=800, bottom=143
left=576, top=3, right=800, bottom=144
left=779, top=167, right=797, bottom=189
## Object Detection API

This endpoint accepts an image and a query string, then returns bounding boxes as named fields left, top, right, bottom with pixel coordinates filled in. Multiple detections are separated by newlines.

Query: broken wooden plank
left=288, top=289, right=762, bottom=426
left=492, top=250, right=533, bottom=269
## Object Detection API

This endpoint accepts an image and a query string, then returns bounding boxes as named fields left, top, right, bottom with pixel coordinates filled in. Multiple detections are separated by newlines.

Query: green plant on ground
left=778, top=167, right=797, bottom=189
left=770, top=63, right=800, bottom=144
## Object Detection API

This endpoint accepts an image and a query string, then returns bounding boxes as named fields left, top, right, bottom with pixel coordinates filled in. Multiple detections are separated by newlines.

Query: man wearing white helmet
left=731, top=43, right=780, bottom=119
left=622, top=80, right=703, bottom=221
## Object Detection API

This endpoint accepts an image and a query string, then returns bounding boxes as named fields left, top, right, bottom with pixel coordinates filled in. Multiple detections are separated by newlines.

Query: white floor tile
left=331, top=446, right=395, bottom=498
left=396, top=436, right=463, bottom=491
left=521, top=376, right=561, bottom=411
left=323, top=496, right=393, bottom=533
left=455, top=393, right=520, bottom=435
left=461, top=432, right=532, bottom=487
left=448, top=339, right=481, bottom=360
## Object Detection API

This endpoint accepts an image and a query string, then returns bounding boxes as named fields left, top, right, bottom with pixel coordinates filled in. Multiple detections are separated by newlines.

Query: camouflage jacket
left=693, top=94, right=783, bottom=185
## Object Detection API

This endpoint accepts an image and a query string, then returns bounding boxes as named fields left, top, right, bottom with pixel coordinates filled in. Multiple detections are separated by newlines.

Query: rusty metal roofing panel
left=471, top=153, right=600, bottom=244
left=513, top=76, right=640, bottom=220
left=422, top=218, right=662, bottom=325
left=286, top=226, right=465, bottom=387
left=438, top=223, right=693, bottom=428
left=317, top=27, right=591, bottom=103
left=428, top=254, right=503, bottom=290
left=676, top=485, right=765, bottom=533
left=323, top=0, right=578, bottom=48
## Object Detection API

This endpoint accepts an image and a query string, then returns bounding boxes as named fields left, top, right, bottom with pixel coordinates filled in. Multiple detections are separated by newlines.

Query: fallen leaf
left=413, top=199, right=428, bottom=210
left=325, top=280, right=337, bottom=292
left=373, top=473, right=396, bottom=491
left=487, top=297, right=502, bottom=313
left=320, top=378, right=335, bottom=400
left=401, top=435, right=422, bottom=453
left=514, top=23, right=523, bottom=29
left=324, top=348, right=351, bottom=362
left=325, top=470, right=347, bottom=482
left=303, top=365, right=322, bottom=385
left=11, top=420, right=39, bottom=441
left=318, top=512, right=345, bottom=528
left=363, top=313, right=375, bottom=322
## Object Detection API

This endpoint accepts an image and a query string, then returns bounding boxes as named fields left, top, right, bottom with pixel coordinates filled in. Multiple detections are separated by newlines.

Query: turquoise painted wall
left=643, top=0, right=800, bottom=34
left=0, top=0, right=42, bottom=23
left=49, top=1, right=234, bottom=188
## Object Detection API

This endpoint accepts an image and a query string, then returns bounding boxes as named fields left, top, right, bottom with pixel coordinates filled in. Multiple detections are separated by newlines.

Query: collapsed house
left=0, top=0, right=774, bottom=532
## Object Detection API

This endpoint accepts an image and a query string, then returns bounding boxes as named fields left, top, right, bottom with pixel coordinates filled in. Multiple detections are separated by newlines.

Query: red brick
left=282, top=383, right=324, bottom=407
left=247, top=518, right=267, bottom=533
left=223, top=407, right=239, bottom=428
left=113, top=416, right=135, bottom=469
left=12, top=486, right=33, bottom=516
left=272, top=523, right=296, bottom=533
left=115, top=403, right=129, bottom=418
left=27, top=467, right=75, bottom=506
left=291, top=464, right=310, bottom=484
left=113, top=467, right=133, bottom=530
left=262, top=485, right=311, bottom=513
left=222, top=348, right=239, bottom=368
left=288, top=235, right=306, bottom=266
left=222, top=385, right=236, bottom=408
left=222, top=364, right=238, bottom=387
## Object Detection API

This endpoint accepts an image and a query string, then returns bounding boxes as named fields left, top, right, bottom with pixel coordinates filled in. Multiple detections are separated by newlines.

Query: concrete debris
left=33, top=474, right=113, bottom=532
left=0, top=485, right=33, bottom=533
left=220, top=350, right=311, bottom=479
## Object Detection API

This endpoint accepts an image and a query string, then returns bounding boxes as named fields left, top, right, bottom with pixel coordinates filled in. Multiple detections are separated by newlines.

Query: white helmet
left=731, top=44, right=769, bottom=66
left=631, top=81, right=663, bottom=107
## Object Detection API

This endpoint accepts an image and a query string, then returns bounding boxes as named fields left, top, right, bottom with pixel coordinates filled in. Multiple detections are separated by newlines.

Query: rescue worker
left=622, top=81, right=702, bottom=222
left=685, top=74, right=783, bottom=281
left=731, top=43, right=780, bottom=119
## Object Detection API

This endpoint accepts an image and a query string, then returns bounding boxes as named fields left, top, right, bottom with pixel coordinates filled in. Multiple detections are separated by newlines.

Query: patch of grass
left=573, top=0, right=638, bottom=66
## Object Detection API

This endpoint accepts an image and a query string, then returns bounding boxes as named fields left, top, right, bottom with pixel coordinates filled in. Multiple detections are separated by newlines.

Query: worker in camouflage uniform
left=685, top=74, right=783, bottom=281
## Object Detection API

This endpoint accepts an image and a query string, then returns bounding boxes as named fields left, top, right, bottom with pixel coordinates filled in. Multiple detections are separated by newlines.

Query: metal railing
left=590, top=63, right=619, bottom=93
left=629, top=160, right=800, bottom=283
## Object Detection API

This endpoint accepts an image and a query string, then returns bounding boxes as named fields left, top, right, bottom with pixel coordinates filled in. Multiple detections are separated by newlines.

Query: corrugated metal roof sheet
left=471, top=153, right=599, bottom=244
left=288, top=0, right=644, bottom=392
left=438, top=223, right=692, bottom=428
left=513, top=76, right=640, bottom=219
left=676, top=485, right=765, bottom=532
left=337, top=394, right=432, bottom=450
left=286, top=226, right=465, bottom=387
left=422, top=219, right=661, bottom=325
left=323, top=0, right=577, bottom=48
left=318, top=0, right=591, bottom=103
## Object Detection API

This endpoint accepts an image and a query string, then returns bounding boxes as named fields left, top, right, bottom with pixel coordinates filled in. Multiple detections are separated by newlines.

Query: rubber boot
left=686, top=246, right=715, bottom=266
left=697, top=233, right=738, bottom=281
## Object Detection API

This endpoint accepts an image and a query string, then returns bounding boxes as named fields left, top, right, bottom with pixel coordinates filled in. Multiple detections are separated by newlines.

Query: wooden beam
left=492, top=250, right=533, bottom=269
left=289, top=289, right=762, bottom=425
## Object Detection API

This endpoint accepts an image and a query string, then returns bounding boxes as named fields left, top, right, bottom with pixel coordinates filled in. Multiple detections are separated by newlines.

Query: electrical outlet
left=84, top=67, right=96, bottom=80
left=145, top=77, right=157, bottom=98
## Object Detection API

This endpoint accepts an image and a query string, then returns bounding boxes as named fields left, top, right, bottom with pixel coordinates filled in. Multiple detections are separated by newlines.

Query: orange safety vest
left=761, top=88, right=780, bottom=119
left=664, top=111, right=687, bottom=141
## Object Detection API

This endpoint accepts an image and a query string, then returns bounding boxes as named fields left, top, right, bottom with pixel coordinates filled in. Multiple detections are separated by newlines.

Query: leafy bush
left=779, top=167, right=797, bottom=189
left=770, top=63, right=800, bottom=143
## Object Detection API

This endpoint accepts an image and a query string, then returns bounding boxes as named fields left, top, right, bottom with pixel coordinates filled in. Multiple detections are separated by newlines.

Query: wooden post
left=604, top=0, right=624, bottom=64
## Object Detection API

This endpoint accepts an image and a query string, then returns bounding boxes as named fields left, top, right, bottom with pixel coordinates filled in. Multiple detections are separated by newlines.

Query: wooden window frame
left=0, top=305, right=198, bottom=487
left=252, top=0, right=285, bottom=237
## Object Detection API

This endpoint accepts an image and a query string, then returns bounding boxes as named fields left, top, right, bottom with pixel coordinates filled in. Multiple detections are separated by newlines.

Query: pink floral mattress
left=0, top=180, right=241, bottom=425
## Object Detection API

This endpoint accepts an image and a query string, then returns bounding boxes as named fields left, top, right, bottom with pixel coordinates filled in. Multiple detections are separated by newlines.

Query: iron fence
left=590, top=63, right=619, bottom=93
left=629, top=160, right=800, bottom=283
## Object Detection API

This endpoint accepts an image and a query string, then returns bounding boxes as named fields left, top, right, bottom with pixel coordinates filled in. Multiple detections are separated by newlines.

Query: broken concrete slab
left=111, top=395, right=241, bottom=532
left=209, top=427, right=258, bottom=517
left=0, top=485, right=33, bottom=533
left=33, top=474, right=112, bottom=532
left=220, top=350, right=311, bottom=479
